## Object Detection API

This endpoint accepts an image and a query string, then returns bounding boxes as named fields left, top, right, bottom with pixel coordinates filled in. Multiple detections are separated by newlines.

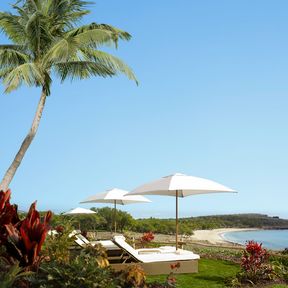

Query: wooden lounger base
left=110, top=259, right=198, bottom=275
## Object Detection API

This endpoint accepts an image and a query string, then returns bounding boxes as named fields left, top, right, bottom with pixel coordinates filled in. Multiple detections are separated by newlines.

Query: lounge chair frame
left=110, top=236, right=199, bottom=275
left=111, top=259, right=198, bottom=275
left=72, top=233, right=199, bottom=275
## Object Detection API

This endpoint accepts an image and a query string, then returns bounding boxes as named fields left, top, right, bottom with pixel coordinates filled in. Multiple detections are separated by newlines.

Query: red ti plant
left=138, top=231, right=154, bottom=248
left=141, top=231, right=155, bottom=243
left=241, top=241, right=269, bottom=272
left=0, top=189, right=20, bottom=245
left=55, top=225, right=64, bottom=234
left=166, top=262, right=180, bottom=287
left=139, top=231, right=155, bottom=248
left=240, top=240, right=273, bottom=282
left=5, top=202, right=52, bottom=270
left=0, top=189, right=52, bottom=271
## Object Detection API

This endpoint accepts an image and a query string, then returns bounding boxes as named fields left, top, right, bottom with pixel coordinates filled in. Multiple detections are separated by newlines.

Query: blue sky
left=0, top=0, right=288, bottom=219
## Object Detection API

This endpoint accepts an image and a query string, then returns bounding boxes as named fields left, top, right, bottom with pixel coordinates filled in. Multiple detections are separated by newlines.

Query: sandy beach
left=95, top=228, right=259, bottom=247
left=188, top=228, right=259, bottom=245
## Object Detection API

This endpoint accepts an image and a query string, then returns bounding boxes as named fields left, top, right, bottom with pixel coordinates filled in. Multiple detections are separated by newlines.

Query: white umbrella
left=63, top=207, right=96, bottom=230
left=127, top=173, right=236, bottom=249
left=80, top=188, right=151, bottom=232
left=63, top=207, right=96, bottom=215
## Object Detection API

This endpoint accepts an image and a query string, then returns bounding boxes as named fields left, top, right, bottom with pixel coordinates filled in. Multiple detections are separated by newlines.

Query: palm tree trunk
left=0, top=88, right=47, bottom=192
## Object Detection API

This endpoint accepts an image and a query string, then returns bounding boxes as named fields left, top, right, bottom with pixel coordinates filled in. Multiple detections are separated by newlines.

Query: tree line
left=48, top=209, right=288, bottom=235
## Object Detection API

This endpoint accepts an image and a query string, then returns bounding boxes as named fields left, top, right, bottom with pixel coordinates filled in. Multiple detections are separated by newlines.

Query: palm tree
left=0, top=0, right=137, bottom=192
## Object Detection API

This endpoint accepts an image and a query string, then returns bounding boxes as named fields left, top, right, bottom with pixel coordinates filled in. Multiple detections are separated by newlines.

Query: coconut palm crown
left=0, top=0, right=137, bottom=191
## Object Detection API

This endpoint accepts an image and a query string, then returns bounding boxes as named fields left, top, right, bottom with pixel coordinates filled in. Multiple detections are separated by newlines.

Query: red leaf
left=0, top=189, right=11, bottom=210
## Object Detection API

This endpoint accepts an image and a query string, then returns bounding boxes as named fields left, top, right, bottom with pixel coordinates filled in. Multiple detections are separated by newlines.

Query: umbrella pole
left=114, top=200, right=117, bottom=233
left=176, top=189, right=179, bottom=250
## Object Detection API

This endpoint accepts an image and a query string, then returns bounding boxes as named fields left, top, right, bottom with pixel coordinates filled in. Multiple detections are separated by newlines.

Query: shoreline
left=189, top=228, right=259, bottom=245
left=95, top=228, right=288, bottom=250
left=95, top=228, right=259, bottom=245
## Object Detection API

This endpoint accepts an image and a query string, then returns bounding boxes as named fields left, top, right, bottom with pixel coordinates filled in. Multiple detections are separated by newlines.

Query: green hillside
left=132, top=213, right=288, bottom=234
left=51, top=209, right=288, bottom=235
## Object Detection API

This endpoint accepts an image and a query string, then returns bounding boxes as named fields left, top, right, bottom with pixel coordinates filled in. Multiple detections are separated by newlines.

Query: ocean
left=222, top=229, right=288, bottom=250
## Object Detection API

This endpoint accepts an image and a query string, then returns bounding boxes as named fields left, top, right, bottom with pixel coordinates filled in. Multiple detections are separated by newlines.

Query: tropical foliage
left=234, top=241, right=276, bottom=286
left=5, top=203, right=51, bottom=270
left=0, top=189, right=52, bottom=287
left=0, top=0, right=137, bottom=191
left=241, top=241, right=271, bottom=277
left=33, top=244, right=113, bottom=288
left=42, top=220, right=74, bottom=264
left=1, top=190, right=288, bottom=287
left=0, top=189, right=52, bottom=271
left=138, top=231, right=155, bottom=248
left=0, top=190, right=20, bottom=245
left=0, top=190, right=175, bottom=287
left=0, top=257, right=32, bottom=288
left=140, top=231, right=155, bottom=243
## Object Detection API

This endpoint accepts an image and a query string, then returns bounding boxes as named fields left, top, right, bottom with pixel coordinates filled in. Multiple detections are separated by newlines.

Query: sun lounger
left=74, top=233, right=89, bottom=245
left=72, top=233, right=117, bottom=249
left=111, top=235, right=200, bottom=275
left=72, top=233, right=125, bottom=260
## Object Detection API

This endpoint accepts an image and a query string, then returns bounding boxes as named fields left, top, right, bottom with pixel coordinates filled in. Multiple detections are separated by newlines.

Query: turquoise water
left=222, top=230, right=288, bottom=250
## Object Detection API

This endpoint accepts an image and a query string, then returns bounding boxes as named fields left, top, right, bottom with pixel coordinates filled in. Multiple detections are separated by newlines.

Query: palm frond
left=68, top=22, right=131, bottom=45
left=22, top=0, right=39, bottom=12
left=24, top=11, right=52, bottom=57
left=3, top=63, right=44, bottom=93
left=54, top=61, right=115, bottom=82
left=61, top=0, right=92, bottom=17
left=43, top=28, right=116, bottom=66
left=65, top=10, right=90, bottom=23
left=67, top=0, right=93, bottom=9
left=81, top=49, right=138, bottom=84
left=0, top=12, right=26, bottom=44
left=0, top=48, right=30, bottom=68
left=0, top=44, right=25, bottom=50
left=0, top=67, right=14, bottom=79
left=24, top=11, right=41, bottom=52
left=11, top=4, right=29, bottom=22
left=42, top=36, right=81, bottom=66
left=73, top=29, right=116, bottom=48
left=44, top=0, right=91, bottom=31
left=58, top=0, right=92, bottom=21
left=92, top=23, right=132, bottom=41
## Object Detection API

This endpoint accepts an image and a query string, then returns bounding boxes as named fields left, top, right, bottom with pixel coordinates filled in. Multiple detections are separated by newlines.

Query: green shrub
left=271, top=254, right=288, bottom=268
left=32, top=242, right=173, bottom=288
left=42, top=220, right=74, bottom=264
left=31, top=245, right=115, bottom=288
left=117, top=264, right=147, bottom=288
left=272, top=261, right=288, bottom=284
left=93, top=207, right=134, bottom=232
left=0, top=257, right=33, bottom=288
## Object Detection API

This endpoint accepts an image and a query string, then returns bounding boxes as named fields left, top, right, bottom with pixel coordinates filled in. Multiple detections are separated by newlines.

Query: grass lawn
left=147, top=258, right=288, bottom=288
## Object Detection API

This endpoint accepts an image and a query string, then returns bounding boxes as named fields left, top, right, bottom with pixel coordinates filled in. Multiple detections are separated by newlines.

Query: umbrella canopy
left=80, top=188, right=151, bottom=205
left=127, top=173, right=236, bottom=249
left=63, top=207, right=96, bottom=230
left=80, top=188, right=151, bottom=232
left=63, top=207, right=96, bottom=215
